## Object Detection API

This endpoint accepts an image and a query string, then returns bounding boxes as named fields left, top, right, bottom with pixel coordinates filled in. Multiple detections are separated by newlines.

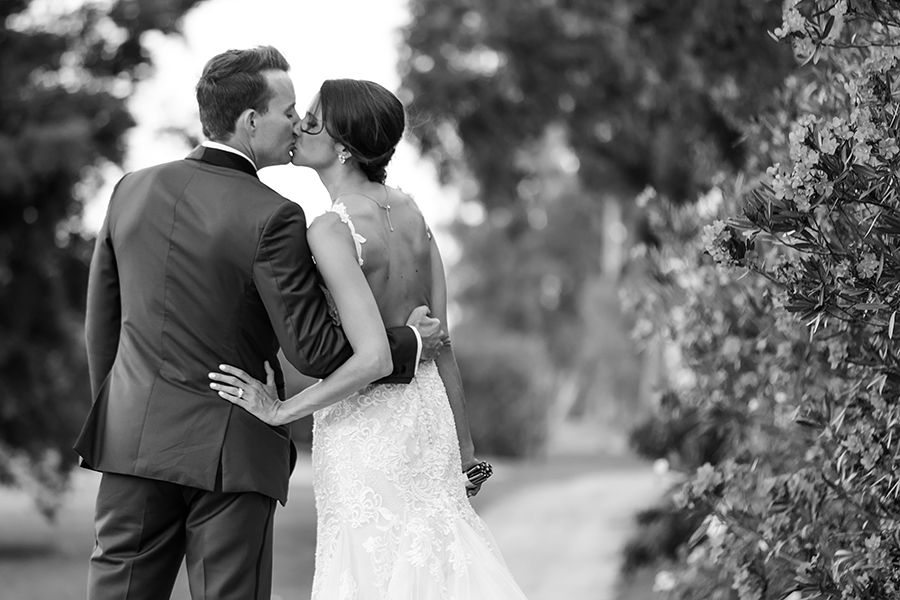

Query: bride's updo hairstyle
left=320, top=79, right=405, bottom=184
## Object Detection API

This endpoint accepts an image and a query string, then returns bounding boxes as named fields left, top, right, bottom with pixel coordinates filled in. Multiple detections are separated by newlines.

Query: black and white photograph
left=1, top=1, right=898, bottom=599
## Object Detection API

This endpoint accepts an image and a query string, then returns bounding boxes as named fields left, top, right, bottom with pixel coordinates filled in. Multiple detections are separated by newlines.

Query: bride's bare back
left=335, top=187, right=438, bottom=329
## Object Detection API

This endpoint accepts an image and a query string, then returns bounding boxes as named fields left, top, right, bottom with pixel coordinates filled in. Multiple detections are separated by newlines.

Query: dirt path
left=0, top=451, right=664, bottom=599
left=472, top=457, right=664, bottom=600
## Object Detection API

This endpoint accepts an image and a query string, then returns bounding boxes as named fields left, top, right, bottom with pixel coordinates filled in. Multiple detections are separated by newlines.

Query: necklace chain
left=333, top=190, right=394, bottom=232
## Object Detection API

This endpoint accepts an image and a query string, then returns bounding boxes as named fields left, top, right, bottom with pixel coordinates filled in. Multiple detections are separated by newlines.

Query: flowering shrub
left=626, top=2, right=900, bottom=598
left=624, top=183, right=835, bottom=598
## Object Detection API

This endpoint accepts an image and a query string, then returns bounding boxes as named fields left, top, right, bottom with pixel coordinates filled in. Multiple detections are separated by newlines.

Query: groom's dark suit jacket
left=74, top=146, right=418, bottom=504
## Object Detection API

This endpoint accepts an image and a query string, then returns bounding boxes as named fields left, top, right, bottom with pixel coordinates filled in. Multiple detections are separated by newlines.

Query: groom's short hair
left=196, top=46, right=290, bottom=141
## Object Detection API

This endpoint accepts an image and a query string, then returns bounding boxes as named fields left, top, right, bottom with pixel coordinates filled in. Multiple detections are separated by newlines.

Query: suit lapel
left=186, top=146, right=258, bottom=179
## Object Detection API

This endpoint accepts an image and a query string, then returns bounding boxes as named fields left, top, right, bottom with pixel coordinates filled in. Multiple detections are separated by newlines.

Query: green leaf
left=853, top=303, right=890, bottom=311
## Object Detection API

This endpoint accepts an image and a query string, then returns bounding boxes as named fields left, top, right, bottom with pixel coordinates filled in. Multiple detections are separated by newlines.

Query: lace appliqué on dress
left=320, top=203, right=367, bottom=327
left=328, top=202, right=366, bottom=266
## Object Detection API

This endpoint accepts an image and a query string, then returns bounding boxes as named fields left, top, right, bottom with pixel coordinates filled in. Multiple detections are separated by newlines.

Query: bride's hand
left=463, top=457, right=489, bottom=498
left=209, top=361, right=283, bottom=426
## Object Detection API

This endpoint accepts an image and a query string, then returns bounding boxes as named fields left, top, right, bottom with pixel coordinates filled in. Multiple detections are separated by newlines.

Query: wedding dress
left=309, top=204, right=529, bottom=600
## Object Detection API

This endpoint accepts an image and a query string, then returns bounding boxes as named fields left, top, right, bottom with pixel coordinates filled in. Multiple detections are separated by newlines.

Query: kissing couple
left=76, top=45, right=528, bottom=599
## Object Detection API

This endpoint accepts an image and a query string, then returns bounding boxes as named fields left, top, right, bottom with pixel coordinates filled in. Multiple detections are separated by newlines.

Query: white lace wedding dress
left=309, top=204, right=528, bottom=600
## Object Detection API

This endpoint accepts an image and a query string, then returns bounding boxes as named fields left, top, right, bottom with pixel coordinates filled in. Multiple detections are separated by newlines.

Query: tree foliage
left=400, top=0, right=795, bottom=449
left=0, top=0, right=202, bottom=517
left=401, top=0, right=793, bottom=208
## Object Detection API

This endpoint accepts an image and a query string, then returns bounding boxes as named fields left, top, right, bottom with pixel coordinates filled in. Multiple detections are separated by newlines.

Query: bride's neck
left=319, top=167, right=372, bottom=203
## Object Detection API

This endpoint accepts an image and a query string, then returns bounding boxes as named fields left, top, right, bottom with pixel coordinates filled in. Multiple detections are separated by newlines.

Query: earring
left=338, top=155, right=347, bottom=164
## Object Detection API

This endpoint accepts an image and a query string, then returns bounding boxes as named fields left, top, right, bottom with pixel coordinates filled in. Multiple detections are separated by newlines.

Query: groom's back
left=112, top=159, right=277, bottom=381
left=76, top=153, right=298, bottom=502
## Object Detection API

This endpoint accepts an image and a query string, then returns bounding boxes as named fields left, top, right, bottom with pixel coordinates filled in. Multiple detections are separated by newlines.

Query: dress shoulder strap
left=327, top=202, right=366, bottom=266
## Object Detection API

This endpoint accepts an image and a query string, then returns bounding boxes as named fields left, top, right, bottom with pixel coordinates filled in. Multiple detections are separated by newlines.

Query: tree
left=401, top=0, right=793, bottom=207
left=399, top=0, right=795, bottom=449
left=0, top=0, right=203, bottom=517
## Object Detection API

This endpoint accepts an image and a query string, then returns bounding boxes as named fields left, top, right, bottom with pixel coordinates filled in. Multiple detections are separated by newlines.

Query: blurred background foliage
left=0, top=0, right=204, bottom=517
left=398, top=0, right=794, bottom=462
left=401, top=0, right=793, bottom=206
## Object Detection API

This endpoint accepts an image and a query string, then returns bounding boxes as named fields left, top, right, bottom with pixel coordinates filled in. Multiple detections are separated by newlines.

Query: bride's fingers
left=217, top=364, right=253, bottom=384
left=211, top=383, right=243, bottom=402
left=264, top=361, right=275, bottom=387
left=208, top=372, right=244, bottom=389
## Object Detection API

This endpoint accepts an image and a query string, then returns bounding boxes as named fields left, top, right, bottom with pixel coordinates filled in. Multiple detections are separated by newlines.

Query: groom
left=75, top=46, right=443, bottom=600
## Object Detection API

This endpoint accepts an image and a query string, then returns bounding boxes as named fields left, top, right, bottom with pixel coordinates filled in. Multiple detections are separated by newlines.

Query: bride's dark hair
left=320, top=79, right=405, bottom=184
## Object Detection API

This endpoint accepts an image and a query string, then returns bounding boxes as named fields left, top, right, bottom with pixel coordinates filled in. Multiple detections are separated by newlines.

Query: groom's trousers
left=87, top=472, right=276, bottom=600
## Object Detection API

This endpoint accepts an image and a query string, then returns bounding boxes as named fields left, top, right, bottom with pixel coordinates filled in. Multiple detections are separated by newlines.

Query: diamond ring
left=238, top=388, right=244, bottom=399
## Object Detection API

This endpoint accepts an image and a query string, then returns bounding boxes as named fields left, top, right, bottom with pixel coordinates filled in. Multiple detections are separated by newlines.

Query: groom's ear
left=237, top=108, right=257, bottom=135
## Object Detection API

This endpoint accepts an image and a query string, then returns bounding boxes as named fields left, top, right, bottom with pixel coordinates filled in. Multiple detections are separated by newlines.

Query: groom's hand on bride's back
left=406, top=305, right=449, bottom=362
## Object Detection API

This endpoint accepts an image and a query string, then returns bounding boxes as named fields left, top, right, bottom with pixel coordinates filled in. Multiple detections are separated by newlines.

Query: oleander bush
left=624, top=2, right=900, bottom=598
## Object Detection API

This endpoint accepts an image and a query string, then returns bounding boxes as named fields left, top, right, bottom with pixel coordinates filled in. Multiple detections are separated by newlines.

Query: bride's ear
left=335, top=144, right=351, bottom=163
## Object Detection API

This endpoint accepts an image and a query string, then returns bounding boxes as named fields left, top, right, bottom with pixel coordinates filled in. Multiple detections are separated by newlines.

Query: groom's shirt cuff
left=409, top=325, right=422, bottom=375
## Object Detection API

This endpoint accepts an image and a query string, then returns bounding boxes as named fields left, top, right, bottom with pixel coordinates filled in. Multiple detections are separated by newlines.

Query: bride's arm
left=211, top=212, right=392, bottom=425
left=429, top=234, right=478, bottom=471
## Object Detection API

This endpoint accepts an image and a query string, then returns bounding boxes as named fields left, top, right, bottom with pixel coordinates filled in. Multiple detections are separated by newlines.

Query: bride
left=209, top=78, right=528, bottom=599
